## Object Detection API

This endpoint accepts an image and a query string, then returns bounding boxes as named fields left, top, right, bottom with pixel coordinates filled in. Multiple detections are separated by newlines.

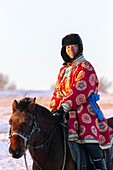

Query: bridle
left=9, top=115, right=60, bottom=170
left=9, top=114, right=66, bottom=170
left=9, top=116, right=40, bottom=170
left=9, top=119, right=39, bottom=149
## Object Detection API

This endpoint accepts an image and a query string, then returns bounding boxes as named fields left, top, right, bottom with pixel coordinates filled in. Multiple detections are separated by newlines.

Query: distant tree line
left=0, top=73, right=112, bottom=92
left=98, top=77, right=112, bottom=93
left=0, top=73, right=16, bottom=90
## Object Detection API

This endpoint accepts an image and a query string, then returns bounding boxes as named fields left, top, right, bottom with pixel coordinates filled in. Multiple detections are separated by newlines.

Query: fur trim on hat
left=61, top=34, right=83, bottom=63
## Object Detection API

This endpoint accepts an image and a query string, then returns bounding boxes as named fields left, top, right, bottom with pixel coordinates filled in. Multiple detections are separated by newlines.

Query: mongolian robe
left=50, top=55, right=113, bottom=149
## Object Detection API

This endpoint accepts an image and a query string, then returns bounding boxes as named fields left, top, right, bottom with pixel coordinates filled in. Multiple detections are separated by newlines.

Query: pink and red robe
left=50, top=55, right=113, bottom=149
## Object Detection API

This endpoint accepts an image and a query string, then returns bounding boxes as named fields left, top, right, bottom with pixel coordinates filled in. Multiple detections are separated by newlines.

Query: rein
left=9, top=114, right=67, bottom=170
left=28, top=122, right=59, bottom=149
left=9, top=120, right=38, bottom=148
left=9, top=120, right=39, bottom=170
left=23, top=148, right=29, bottom=170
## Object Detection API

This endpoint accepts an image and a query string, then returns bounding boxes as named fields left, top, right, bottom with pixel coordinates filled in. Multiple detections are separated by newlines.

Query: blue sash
left=88, top=93, right=104, bottom=121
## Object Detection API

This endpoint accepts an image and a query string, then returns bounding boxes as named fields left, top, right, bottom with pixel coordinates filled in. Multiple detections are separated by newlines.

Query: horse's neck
left=30, top=105, right=64, bottom=169
left=35, top=104, right=57, bottom=136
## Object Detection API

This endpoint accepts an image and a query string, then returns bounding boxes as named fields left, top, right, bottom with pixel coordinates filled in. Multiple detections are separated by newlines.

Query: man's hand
left=58, top=102, right=70, bottom=114
left=51, top=102, right=70, bottom=119
left=58, top=106, right=65, bottom=115
left=58, top=105, right=69, bottom=124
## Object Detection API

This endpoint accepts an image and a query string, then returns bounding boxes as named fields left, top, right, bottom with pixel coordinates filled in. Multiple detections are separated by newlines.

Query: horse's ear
left=28, top=97, right=36, bottom=113
left=12, top=100, right=18, bottom=113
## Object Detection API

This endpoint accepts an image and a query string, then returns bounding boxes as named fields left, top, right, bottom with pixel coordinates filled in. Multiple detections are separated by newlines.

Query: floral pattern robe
left=50, top=55, right=113, bottom=149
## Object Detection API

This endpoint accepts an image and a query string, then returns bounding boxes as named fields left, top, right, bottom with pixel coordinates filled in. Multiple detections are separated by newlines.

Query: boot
left=93, top=158, right=107, bottom=170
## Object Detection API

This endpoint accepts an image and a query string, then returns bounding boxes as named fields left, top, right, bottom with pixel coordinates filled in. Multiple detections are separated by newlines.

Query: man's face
left=66, top=44, right=79, bottom=59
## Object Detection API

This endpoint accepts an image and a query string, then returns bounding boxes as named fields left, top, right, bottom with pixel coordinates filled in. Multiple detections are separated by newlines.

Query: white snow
left=0, top=90, right=113, bottom=170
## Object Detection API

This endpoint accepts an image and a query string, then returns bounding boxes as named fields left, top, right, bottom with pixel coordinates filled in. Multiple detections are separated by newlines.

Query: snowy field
left=0, top=90, right=52, bottom=170
left=0, top=90, right=113, bottom=170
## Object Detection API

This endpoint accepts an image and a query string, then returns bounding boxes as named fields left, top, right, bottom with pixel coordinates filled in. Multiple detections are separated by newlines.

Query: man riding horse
left=49, top=33, right=113, bottom=169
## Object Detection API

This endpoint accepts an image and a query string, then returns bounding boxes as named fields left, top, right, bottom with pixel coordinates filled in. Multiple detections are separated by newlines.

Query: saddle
left=67, top=140, right=95, bottom=170
left=62, top=125, right=94, bottom=170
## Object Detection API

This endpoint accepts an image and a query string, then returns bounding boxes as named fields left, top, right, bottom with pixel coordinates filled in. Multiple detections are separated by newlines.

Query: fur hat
left=61, top=34, right=83, bottom=63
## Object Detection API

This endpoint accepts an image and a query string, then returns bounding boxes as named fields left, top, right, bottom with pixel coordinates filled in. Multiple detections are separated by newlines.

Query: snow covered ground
left=0, top=90, right=113, bottom=170
left=0, top=90, right=52, bottom=170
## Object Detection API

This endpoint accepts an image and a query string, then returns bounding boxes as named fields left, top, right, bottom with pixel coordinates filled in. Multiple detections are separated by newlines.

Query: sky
left=0, top=0, right=113, bottom=92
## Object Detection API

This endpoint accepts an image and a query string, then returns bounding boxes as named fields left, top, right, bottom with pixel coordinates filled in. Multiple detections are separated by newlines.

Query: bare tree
left=7, top=83, right=16, bottom=90
left=98, top=77, right=112, bottom=93
left=0, top=73, right=16, bottom=90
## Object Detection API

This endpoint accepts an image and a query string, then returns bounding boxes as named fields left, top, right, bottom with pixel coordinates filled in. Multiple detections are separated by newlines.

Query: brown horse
left=107, top=117, right=113, bottom=129
left=9, top=97, right=78, bottom=170
left=9, top=97, right=113, bottom=170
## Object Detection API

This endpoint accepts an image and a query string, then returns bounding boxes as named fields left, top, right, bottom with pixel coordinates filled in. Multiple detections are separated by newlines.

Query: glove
left=58, top=105, right=69, bottom=124
left=58, top=106, right=65, bottom=115
left=51, top=102, right=70, bottom=119
left=51, top=106, right=65, bottom=123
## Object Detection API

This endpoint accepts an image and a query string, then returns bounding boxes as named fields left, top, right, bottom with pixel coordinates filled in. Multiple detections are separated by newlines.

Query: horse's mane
left=17, top=97, right=53, bottom=119
left=17, top=97, right=33, bottom=110
left=35, top=103, right=52, bottom=119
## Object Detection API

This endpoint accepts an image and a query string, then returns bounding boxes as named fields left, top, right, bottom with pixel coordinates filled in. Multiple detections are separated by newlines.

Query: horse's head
left=9, top=97, right=37, bottom=159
